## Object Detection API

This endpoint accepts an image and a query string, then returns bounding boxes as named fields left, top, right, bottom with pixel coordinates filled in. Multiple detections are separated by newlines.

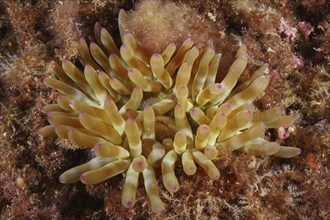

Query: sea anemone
left=39, top=10, right=301, bottom=214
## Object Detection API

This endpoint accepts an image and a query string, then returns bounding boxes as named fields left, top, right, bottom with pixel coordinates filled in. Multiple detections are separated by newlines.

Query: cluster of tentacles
left=39, top=16, right=300, bottom=214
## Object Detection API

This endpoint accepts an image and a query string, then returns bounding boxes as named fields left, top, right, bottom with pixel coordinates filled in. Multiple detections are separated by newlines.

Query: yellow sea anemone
left=39, top=11, right=300, bottom=214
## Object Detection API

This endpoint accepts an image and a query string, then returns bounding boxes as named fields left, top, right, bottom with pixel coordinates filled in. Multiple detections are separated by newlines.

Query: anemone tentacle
left=39, top=12, right=300, bottom=214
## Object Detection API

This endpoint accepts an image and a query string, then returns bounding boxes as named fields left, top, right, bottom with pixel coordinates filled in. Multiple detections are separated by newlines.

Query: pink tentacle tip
left=127, top=118, right=135, bottom=122
left=68, top=128, right=74, bottom=134
left=125, top=200, right=132, bottom=208
left=136, top=160, right=143, bottom=167
left=176, top=103, right=183, bottom=109
left=178, top=85, right=186, bottom=90
left=80, top=37, right=85, bottom=41
left=123, top=32, right=131, bottom=37
left=217, top=112, right=225, bottom=117
left=215, top=83, right=222, bottom=89
left=79, top=112, right=85, bottom=116
left=159, top=208, right=166, bottom=215
left=62, top=60, right=67, bottom=64
left=188, top=165, right=196, bottom=172
left=94, top=143, right=102, bottom=149
left=297, top=148, right=302, bottom=155
left=225, top=103, right=231, bottom=109
left=58, top=175, right=64, bottom=183
left=85, top=64, right=90, bottom=68
left=183, top=62, right=190, bottom=67
left=80, top=175, right=86, bottom=183
left=54, top=125, right=59, bottom=129
left=190, top=108, right=197, bottom=114
left=105, top=97, right=112, bottom=102
left=201, top=125, right=209, bottom=131
left=42, top=78, right=48, bottom=84
left=46, top=112, right=52, bottom=119
left=172, top=184, right=178, bottom=192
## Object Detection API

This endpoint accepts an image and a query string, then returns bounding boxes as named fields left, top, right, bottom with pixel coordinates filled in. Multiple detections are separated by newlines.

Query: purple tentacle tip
left=189, top=165, right=195, bottom=171
left=159, top=208, right=166, bottom=215
left=127, top=118, right=134, bottom=122
left=136, top=160, right=143, bottom=167
left=59, top=175, right=64, bottom=183
left=80, top=175, right=86, bottom=182
left=125, top=200, right=132, bottom=208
